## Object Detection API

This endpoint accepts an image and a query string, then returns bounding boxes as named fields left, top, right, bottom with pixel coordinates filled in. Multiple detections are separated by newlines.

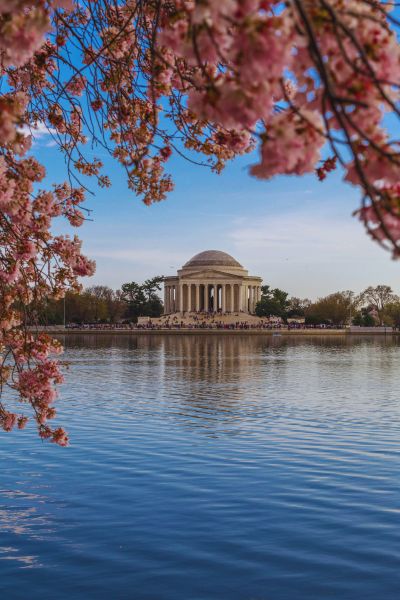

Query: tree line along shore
left=33, top=279, right=400, bottom=330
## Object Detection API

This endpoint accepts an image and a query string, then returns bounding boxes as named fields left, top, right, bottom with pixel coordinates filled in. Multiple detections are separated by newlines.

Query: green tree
left=35, top=287, right=129, bottom=325
left=66, top=291, right=104, bottom=324
left=142, top=276, right=164, bottom=301
left=121, top=282, right=147, bottom=321
left=144, top=297, right=164, bottom=317
left=255, top=286, right=290, bottom=319
left=286, top=297, right=311, bottom=318
left=84, top=286, right=110, bottom=322
left=86, top=285, right=127, bottom=323
left=305, top=291, right=355, bottom=327
left=382, top=302, right=400, bottom=328
left=352, top=310, right=376, bottom=327
left=121, top=278, right=164, bottom=321
left=359, top=285, right=399, bottom=325
left=110, top=290, right=128, bottom=323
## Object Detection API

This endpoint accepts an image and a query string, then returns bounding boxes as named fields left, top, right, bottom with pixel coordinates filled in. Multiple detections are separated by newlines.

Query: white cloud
left=19, top=121, right=57, bottom=145
left=69, top=192, right=400, bottom=297
left=90, top=247, right=184, bottom=267
left=228, top=209, right=400, bottom=297
left=229, top=207, right=378, bottom=260
left=84, top=247, right=184, bottom=288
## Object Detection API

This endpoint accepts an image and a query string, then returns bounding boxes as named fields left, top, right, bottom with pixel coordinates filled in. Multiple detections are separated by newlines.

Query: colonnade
left=164, top=282, right=262, bottom=314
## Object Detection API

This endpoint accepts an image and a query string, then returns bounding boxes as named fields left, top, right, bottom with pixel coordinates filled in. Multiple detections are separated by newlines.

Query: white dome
left=183, top=250, right=243, bottom=269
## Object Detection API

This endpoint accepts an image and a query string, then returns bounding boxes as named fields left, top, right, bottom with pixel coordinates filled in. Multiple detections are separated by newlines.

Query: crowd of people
left=64, top=311, right=344, bottom=331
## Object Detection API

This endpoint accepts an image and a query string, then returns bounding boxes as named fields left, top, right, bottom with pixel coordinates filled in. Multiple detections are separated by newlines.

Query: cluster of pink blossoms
left=154, top=0, right=400, bottom=253
left=0, top=144, right=95, bottom=443
left=0, top=0, right=94, bottom=444
left=2, top=1, right=400, bottom=444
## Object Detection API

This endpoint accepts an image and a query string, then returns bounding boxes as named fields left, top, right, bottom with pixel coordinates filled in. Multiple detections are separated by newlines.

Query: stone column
left=204, top=284, right=209, bottom=312
left=241, top=285, right=247, bottom=313
left=221, top=284, right=226, bottom=313
left=213, top=284, right=218, bottom=312
left=184, top=283, right=187, bottom=312
left=176, top=283, right=181, bottom=313
left=164, top=285, right=168, bottom=314
left=195, top=284, right=200, bottom=312
left=191, top=283, right=197, bottom=312
left=250, top=286, right=254, bottom=313
left=178, top=283, right=183, bottom=312
left=169, top=286, right=172, bottom=313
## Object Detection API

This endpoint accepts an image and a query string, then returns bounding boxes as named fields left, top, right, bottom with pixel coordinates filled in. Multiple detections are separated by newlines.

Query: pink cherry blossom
left=2, top=0, right=400, bottom=445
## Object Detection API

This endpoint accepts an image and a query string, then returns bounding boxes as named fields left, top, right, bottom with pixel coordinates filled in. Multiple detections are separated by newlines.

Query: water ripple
left=1, top=334, right=400, bottom=600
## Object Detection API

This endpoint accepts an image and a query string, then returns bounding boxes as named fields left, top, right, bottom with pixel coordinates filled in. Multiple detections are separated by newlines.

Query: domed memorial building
left=163, top=250, right=262, bottom=315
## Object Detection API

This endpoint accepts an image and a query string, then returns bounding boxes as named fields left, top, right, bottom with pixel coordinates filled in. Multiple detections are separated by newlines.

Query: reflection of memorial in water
left=162, top=334, right=259, bottom=382
left=137, top=334, right=400, bottom=433
left=58, top=334, right=400, bottom=433
left=158, top=335, right=265, bottom=431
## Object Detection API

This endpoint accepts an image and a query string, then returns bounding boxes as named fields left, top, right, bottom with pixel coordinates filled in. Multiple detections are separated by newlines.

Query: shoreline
left=41, top=328, right=398, bottom=336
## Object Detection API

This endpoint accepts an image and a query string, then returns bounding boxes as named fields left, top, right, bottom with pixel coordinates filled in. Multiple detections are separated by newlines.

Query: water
left=1, top=334, right=400, bottom=599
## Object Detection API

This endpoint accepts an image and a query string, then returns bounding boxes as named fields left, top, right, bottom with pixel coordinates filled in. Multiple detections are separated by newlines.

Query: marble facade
left=163, top=250, right=262, bottom=315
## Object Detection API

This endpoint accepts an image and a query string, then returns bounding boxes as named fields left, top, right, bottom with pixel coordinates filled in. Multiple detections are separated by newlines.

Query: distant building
left=164, top=250, right=262, bottom=315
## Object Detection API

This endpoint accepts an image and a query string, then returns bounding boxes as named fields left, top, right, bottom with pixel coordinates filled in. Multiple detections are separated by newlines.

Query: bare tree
left=360, top=285, right=399, bottom=325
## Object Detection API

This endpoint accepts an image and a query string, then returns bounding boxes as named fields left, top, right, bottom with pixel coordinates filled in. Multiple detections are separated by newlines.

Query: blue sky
left=33, top=128, right=400, bottom=300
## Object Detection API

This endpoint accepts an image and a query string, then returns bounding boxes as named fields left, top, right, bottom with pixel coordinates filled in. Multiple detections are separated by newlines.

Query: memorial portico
left=163, top=250, right=262, bottom=315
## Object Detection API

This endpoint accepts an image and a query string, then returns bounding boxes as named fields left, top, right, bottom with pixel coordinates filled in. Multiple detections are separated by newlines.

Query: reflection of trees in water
left=60, top=332, right=400, bottom=357
left=58, top=334, right=400, bottom=435
left=61, top=333, right=276, bottom=383
left=59, top=333, right=400, bottom=383
left=46, top=333, right=400, bottom=439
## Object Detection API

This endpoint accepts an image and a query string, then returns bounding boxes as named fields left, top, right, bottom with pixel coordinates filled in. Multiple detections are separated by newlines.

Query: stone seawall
left=31, top=328, right=399, bottom=336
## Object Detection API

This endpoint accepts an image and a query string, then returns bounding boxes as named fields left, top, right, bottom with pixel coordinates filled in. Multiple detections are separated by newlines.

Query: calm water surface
left=1, top=334, right=400, bottom=599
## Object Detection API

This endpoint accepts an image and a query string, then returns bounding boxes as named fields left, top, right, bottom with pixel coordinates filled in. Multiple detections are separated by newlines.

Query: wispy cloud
left=90, top=247, right=184, bottom=267
left=19, top=121, right=57, bottom=146
left=226, top=208, right=400, bottom=297
left=230, top=210, right=376, bottom=263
